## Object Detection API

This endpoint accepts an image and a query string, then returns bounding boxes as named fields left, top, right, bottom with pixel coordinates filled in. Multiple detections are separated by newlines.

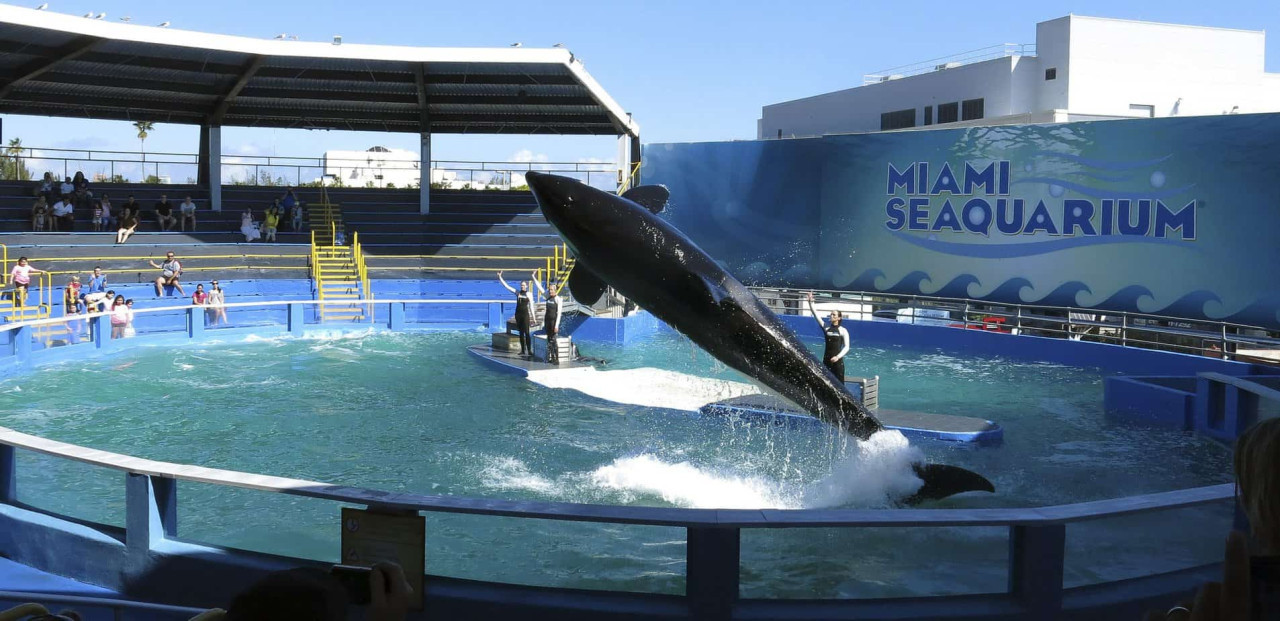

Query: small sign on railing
left=340, top=507, right=426, bottom=610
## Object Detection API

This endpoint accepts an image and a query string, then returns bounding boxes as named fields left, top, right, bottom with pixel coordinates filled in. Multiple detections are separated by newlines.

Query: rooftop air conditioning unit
left=935, top=62, right=963, bottom=71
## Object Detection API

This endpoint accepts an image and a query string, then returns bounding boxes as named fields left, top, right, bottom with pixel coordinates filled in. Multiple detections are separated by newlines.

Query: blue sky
left=4, top=0, right=1278, bottom=167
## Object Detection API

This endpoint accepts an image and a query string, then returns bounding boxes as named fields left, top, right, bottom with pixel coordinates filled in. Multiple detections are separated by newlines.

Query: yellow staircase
left=311, top=224, right=371, bottom=323
left=307, top=194, right=344, bottom=245
left=536, top=244, right=575, bottom=296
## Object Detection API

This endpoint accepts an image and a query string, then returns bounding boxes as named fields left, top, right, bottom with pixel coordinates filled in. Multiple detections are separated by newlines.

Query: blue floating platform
left=700, top=395, right=1004, bottom=446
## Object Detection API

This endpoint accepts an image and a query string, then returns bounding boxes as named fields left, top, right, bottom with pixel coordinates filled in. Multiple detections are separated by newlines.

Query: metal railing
left=0, top=297, right=1245, bottom=619
left=863, top=43, right=1037, bottom=85
left=763, top=288, right=1280, bottom=361
left=5, top=147, right=619, bottom=191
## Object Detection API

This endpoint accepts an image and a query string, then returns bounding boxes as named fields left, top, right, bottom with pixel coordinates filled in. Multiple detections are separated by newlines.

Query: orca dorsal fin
left=621, top=185, right=669, bottom=214
left=567, top=264, right=608, bottom=306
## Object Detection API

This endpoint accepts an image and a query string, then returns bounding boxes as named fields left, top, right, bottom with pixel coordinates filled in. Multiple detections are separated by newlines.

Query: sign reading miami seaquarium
left=643, top=114, right=1280, bottom=328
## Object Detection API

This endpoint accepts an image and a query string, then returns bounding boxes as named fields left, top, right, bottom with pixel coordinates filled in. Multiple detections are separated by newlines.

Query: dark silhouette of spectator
left=223, top=563, right=410, bottom=621
left=154, top=194, right=176, bottom=231
left=121, top=195, right=142, bottom=224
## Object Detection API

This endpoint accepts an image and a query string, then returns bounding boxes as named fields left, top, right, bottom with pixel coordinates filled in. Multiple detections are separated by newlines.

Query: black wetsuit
left=514, top=290, right=532, bottom=355
left=545, top=296, right=560, bottom=363
left=823, top=322, right=846, bottom=382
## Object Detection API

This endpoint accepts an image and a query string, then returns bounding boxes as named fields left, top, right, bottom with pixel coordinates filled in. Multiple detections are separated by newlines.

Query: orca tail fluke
left=904, top=462, right=995, bottom=505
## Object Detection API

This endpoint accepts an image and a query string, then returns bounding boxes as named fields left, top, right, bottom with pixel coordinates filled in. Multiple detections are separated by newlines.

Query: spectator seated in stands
left=264, top=204, right=281, bottom=242
left=180, top=195, right=198, bottom=231
left=154, top=194, right=177, bottom=231
left=31, top=196, right=48, bottom=232
left=51, top=195, right=74, bottom=231
left=241, top=209, right=261, bottom=242
left=148, top=251, right=184, bottom=297
left=221, top=562, right=411, bottom=621
left=99, top=193, right=115, bottom=230
left=281, top=187, right=298, bottom=212
left=34, top=171, right=55, bottom=203
left=59, top=176, right=73, bottom=198
left=121, top=194, right=142, bottom=223
left=72, top=170, right=91, bottom=197
left=290, top=199, right=304, bottom=231
left=116, top=207, right=139, bottom=244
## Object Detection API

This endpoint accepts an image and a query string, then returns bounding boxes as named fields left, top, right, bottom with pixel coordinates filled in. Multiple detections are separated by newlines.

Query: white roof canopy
left=0, top=4, right=639, bottom=137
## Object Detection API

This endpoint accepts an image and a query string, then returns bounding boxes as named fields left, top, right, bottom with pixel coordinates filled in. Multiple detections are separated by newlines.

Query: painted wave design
left=844, top=268, right=886, bottom=292
left=1010, top=177, right=1195, bottom=200
left=889, top=231, right=1187, bottom=259
left=1029, top=151, right=1173, bottom=171
left=861, top=271, right=1278, bottom=327
left=980, top=277, right=1035, bottom=303
left=1028, top=281, right=1092, bottom=307
left=923, top=274, right=980, bottom=299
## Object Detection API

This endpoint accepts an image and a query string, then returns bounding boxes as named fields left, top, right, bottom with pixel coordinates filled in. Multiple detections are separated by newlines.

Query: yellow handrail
left=0, top=243, right=7, bottom=287
left=616, top=162, right=641, bottom=194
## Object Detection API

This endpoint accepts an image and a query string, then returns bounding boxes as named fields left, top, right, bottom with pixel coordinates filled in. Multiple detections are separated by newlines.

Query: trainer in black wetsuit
left=808, top=292, right=850, bottom=382
left=534, top=280, right=562, bottom=363
left=498, top=271, right=535, bottom=357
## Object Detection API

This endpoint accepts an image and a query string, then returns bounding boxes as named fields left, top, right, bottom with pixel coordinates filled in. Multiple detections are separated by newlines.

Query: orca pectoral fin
left=621, top=185, right=670, bottom=214
left=567, top=264, right=608, bottom=306
left=904, top=463, right=995, bottom=505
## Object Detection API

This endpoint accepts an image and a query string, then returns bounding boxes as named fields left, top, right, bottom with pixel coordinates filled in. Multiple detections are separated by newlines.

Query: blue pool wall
left=20, top=277, right=1273, bottom=436
left=0, top=277, right=1259, bottom=619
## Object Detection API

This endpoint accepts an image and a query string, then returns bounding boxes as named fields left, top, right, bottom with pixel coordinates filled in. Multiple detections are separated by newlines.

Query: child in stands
left=264, top=205, right=280, bottom=242
left=92, top=202, right=104, bottom=231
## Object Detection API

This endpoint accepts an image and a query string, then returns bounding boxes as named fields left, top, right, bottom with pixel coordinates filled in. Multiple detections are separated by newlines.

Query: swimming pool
left=0, top=329, right=1234, bottom=597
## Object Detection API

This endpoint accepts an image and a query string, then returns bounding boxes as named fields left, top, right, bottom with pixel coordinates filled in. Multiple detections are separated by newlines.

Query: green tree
left=133, top=121, right=155, bottom=155
left=0, top=137, right=32, bottom=181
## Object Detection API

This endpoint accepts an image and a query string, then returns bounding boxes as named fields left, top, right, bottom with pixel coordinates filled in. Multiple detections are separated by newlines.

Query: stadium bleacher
left=0, top=181, right=563, bottom=282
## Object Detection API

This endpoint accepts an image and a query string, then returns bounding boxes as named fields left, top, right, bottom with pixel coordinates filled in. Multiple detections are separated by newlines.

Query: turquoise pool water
left=0, top=330, right=1235, bottom=597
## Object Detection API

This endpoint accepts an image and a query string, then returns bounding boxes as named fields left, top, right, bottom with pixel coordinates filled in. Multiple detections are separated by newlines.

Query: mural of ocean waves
left=889, top=231, right=1187, bottom=259
left=839, top=269, right=1280, bottom=327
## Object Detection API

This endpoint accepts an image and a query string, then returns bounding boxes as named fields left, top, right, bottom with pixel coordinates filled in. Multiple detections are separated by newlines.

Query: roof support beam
left=210, top=55, right=265, bottom=125
left=414, top=62, right=430, bottom=132
left=0, top=35, right=101, bottom=100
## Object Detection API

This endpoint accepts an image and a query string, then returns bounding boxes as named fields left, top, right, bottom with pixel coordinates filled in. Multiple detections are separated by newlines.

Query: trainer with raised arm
left=532, top=278, right=562, bottom=363
left=497, top=271, right=536, bottom=358
left=808, top=291, right=849, bottom=382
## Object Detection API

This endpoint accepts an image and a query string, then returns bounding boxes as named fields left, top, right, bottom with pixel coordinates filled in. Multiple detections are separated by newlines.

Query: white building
left=758, top=15, right=1280, bottom=138
left=323, top=146, right=422, bottom=188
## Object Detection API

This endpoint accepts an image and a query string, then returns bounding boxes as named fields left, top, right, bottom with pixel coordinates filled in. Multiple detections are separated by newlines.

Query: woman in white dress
left=240, top=209, right=261, bottom=242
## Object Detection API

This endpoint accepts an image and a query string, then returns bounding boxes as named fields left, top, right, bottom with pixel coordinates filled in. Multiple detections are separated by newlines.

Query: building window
left=961, top=98, right=985, bottom=121
left=937, top=102, right=959, bottom=124
left=1045, top=68, right=1057, bottom=80
left=1129, top=104, right=1155, bottom=118
left=880, top=108, right=916, bottom=131
left=924, top=106, right=933, bottom=126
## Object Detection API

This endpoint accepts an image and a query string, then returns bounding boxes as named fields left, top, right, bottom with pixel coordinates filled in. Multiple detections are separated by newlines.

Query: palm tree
left=133, top=121, right=155, bottom=157
left=2, top=137, right=30, bottom=181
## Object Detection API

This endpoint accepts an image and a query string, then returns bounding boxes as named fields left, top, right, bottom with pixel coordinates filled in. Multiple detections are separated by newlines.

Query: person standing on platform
left=532, top=278, right=562, bottom=363
left=497, top=271, right=535, bottom=358
left=807, top=291, right=849, bottom=383
left=9, top=257, right=44, bottom=308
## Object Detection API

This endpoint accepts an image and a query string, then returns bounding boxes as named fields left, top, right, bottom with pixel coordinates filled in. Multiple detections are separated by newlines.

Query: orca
left=524, top=171, right=994, bottom=502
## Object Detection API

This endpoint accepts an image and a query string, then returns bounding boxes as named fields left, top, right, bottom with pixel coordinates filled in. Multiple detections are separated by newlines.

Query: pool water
left=0, top=330, right=1235, bottom=597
